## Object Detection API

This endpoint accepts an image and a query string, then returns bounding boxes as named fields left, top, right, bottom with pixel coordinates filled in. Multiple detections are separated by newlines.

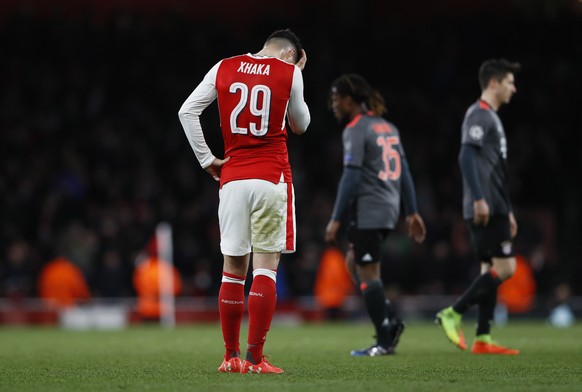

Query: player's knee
left=492, top=258, right=516, bottom=281
left=497, top=269, right=513, bottom=281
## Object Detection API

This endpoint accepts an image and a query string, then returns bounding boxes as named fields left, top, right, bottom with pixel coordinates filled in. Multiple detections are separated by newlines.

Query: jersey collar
left=346, top=111, right=373, bottom=128
left=478, top=99, right=493, bottom=111
left=346, top=114, right=363, bottom=128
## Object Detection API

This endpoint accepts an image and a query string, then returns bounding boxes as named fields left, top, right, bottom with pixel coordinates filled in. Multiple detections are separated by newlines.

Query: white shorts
left=218, top=179, right=296, bottom=256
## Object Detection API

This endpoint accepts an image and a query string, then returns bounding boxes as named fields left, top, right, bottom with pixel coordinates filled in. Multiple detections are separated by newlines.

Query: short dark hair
left=329, top=74, right=387, bottom=116
left=478, top=58, right=521, bottom=90
left=265, top=28, right=303, bottom=64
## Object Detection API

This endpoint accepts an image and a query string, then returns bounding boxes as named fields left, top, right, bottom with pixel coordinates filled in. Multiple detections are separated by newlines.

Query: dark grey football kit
left=459, top=100, right=514, bottom=261
left=331, top=113, right=418, bottom=265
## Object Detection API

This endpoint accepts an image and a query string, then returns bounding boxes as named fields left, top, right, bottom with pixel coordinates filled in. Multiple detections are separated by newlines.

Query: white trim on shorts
left=218, top=179, right=296, bottom=256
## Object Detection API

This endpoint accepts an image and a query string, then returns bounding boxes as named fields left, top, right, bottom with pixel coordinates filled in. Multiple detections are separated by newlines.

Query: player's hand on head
left=406, top=213, right=426, bottom=244
left=204, top=156, right=231, bottom=182
left=296, top=49, right=307, bottom=71
left=473, top=199, right=490, bottom=226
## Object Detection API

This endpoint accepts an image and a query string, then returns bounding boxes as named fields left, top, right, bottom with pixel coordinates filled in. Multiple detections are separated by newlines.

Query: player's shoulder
left=218, top=54, right=246, bottom=67
left=223, top=53, right=247, bottom=61
left=464, top=101, right=494, bottom=124
left=364, top=113, right=399, bottom=134
left=239, top=53, right=296, bottom=67
left=220, top=53, right=296, bottom=78
left=383, top=119, right=400, bottom=134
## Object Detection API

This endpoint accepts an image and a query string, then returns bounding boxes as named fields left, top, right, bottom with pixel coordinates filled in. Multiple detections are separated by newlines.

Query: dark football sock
left=452, top=270, right=502, bottom=314
left=477, top=287, right=497, bottom=336
left=385, top=298, right=397, bottom=321
left=361, top=280, right=390, bottom=346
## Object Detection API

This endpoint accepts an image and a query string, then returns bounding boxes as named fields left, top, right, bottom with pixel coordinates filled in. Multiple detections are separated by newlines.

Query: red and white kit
left=178, top=54, right=310, bottom=255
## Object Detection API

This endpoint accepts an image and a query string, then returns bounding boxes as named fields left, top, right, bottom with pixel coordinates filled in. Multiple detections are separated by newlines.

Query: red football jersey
left=215, top=54, right=296, bottom=186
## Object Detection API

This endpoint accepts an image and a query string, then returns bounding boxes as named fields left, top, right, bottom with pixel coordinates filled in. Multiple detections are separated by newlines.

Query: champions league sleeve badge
left=469, top=125, right=485, bottom=141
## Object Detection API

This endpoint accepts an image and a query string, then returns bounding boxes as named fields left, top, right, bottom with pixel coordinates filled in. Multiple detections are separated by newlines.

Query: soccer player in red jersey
left=178, top=29, right=310, bottom=373
left=436, top=59, right=521, bottom=355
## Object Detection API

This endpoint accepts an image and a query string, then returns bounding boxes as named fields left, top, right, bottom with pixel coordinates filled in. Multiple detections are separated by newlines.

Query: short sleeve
left=343, top=126, right=366, bottom=168
left=461, top=109, right=490, bottom=147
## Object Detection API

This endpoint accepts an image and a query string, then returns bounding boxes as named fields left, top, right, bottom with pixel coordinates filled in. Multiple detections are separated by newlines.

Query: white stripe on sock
left=252, top=268, right=277, bottom=283
left=222, top=275, right=245, bottom=285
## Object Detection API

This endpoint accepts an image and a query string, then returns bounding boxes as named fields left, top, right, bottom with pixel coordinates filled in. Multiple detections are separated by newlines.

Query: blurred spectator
left=498, top=254, right=536, bottom=314
left=314, top=246, right=354, bottom=320
left=189, top=257, right=214, bottom=297
left=0, top=240, right=36, bottom=299
left=132, top=256, right=182, bottom=322
left=93, top=249, right=131, bottom=299
left=547, top=283, right=575, bottom=328
left=37, top=256, right=91, bottom=308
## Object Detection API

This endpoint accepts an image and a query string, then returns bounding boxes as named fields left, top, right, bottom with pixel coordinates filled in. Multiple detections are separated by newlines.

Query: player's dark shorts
left=347, top=225, right=390, bottom=265
left=466, top=215, right=514, bottom=262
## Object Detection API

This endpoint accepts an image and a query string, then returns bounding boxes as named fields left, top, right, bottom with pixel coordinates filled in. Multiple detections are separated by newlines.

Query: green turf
left=1, top=320, right=580, bottom=391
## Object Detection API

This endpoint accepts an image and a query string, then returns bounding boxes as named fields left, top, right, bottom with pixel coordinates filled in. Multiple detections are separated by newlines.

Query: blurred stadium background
left=0, top=0, right=581, bottom=327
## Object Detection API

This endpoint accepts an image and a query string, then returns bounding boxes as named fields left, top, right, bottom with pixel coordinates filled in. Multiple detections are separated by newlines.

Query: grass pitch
left=1, top=320, right=581, bottom=391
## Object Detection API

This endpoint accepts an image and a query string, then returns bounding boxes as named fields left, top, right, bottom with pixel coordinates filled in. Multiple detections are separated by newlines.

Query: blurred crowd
left=1, top=0, right=581, bottom=305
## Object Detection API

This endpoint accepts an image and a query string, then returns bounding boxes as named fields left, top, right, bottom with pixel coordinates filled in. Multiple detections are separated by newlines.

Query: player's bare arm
left=405, top=213, right=426, bottom=244
left=473, top=198, right=490, bottom=226
left=324, top=220, right=341, bottom=245
left=509, top=211, right=518, bottom=238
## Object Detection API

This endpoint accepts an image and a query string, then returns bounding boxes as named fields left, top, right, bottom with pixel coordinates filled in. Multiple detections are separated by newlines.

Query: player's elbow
left=290, top=116, right=311, bottom=135
left=178, top=101, right=199, bottom=120
left=291, top=125, right=308, bottom=135
left=178, top=105, right=189, bottom=120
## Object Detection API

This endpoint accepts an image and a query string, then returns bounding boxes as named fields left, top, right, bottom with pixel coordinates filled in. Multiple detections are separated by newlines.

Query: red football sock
left=218, top=272, right=246, bottom=358
left=246, top=269, right=277, bottom=364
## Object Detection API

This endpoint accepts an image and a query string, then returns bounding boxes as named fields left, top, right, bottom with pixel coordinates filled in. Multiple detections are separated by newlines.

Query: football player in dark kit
left=436, top=59, right=521, bottom=355
left=325, top=74, right=426, bottom=356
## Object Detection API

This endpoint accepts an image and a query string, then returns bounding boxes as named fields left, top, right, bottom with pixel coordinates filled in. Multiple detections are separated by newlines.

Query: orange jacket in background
left=133, top=257, right=182, bottom=319
left=498, top=254, right=536, bottom=313
left=37, top=257, right=91, bottom=308
left=314, top=247, right=354, bottom=309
